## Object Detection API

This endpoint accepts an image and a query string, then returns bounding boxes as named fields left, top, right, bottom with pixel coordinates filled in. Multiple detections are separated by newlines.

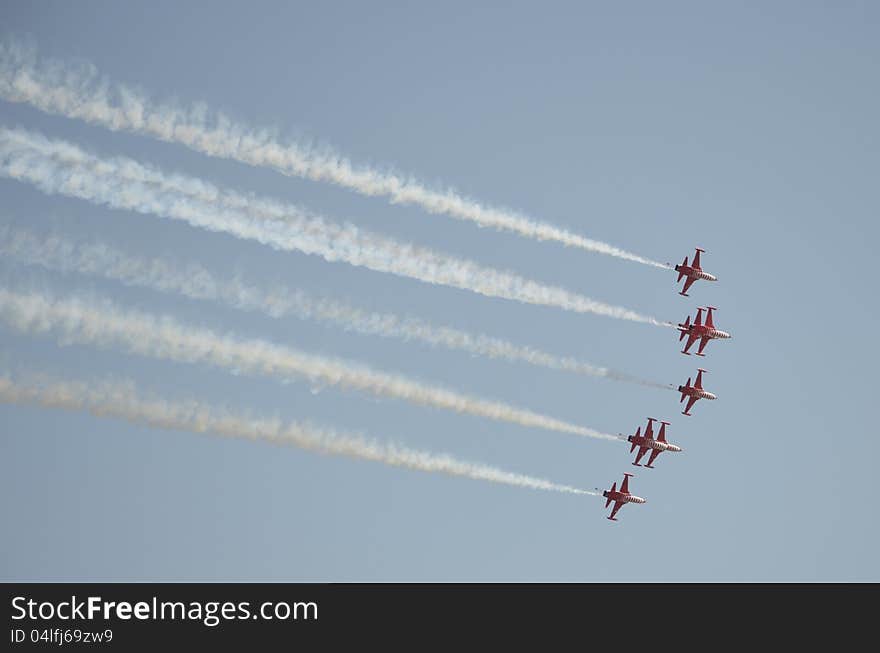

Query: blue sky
left=1, top=1, right=878, bottom=580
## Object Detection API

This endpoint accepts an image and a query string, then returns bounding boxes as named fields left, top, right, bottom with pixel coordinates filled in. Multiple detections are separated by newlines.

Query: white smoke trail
left=0, top=226, right=669, bottom=389
left=0, top=38, right=668, bottom=269
left=0, top=287, right=619, bottom=441
left=0, top=372, right=598, bottom=496
left=0, top=127, right=671, bottom=327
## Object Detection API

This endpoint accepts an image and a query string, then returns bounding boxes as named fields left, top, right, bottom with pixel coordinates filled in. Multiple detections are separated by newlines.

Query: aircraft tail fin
left=629, top=428, right=640, bottom=452
left=678, top=315, right=691, bottom=341
left=605, top=482, right=616, bottom=508
left=679, top=379, right=691, bottom=402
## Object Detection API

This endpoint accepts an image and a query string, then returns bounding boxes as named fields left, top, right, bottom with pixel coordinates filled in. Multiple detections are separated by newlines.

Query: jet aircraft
left=627, top=418, right=682, bottom=468
left=677, top=306, right=731, bottom=356
left=674, top=247, right=717, bottom=296
left=678, top=368, right=716, bottom=416
left=602, top=473, right=646, bottom=521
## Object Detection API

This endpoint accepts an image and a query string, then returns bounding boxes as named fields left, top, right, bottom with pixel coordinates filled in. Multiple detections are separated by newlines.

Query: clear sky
left=1, top=1, right=878, bottom=581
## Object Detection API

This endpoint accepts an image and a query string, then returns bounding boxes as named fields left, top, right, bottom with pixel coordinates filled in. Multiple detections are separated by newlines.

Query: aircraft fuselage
left=680, top=325, right=731, bottom=341
left=674, top=264, right=717, bottom=283
left=628, top=435, right=682, bottom=453
left=602, top=490, right=646, bottom=505
left=677, top=386, right=717, bottom=401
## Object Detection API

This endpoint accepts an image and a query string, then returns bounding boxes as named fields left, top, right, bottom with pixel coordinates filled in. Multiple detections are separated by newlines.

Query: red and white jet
left=601, top=473, right=646, bottom=521
left=678, top=306, right=731, bottom=356
left=674, top=247, right=717, bottom=296
left=627, top=418, right=682, bottom=468
left=678, top=368, right=716, bottom=416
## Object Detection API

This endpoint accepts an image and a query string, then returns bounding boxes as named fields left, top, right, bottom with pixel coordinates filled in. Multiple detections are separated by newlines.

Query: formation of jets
left=678, top=306, right=731, bottom=356
left=601, top=248, right=731, bottom=521
left=628, top=418, right=681, bottom=468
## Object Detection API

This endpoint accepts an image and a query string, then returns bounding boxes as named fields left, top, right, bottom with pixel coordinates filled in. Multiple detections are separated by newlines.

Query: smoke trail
left=0, top=127, right=671, bottom=327
left=0, top=38, right=668, bottom=269
left=0, top=287, right=619, bottom=441
left=0, top=372, right=598, bottom=496
left=0, top=226, right=669, bottom=389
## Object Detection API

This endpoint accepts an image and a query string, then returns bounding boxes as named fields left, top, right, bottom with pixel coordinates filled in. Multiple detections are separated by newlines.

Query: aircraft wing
left=646, top=449, right=662, bottom=467
left=633, top=446, right=650, bottom=465
left=609, top=501, right=625, bottom=521
left=683, top=395, right=699, bottom=415
left=681, top=276, right=697, bottom=295
left=682, top=333, right=699, bottom=354
left=697, top=336, right=711, bottom=355
left=657, top=423, right=668, bottom=442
